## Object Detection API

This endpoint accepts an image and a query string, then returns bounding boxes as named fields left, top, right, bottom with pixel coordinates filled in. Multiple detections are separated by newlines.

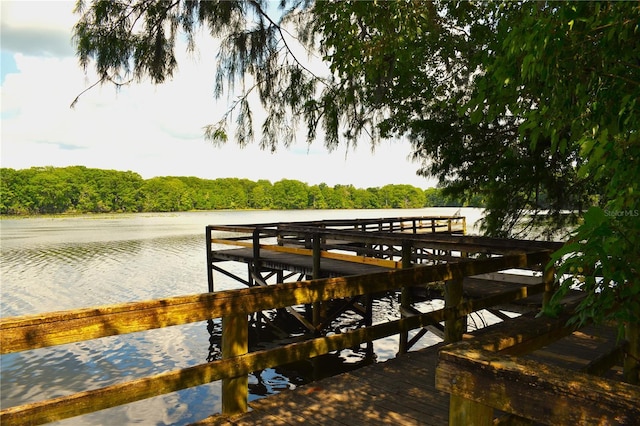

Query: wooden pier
left=206, top=216, right=469, bottom=288
left=197, top=343, right=450, bottom=426
left=195, top=319, right=634, bottom=425
left=205, top=216, right=563, bottom=344
left=1, top=216, right=638, bottom=425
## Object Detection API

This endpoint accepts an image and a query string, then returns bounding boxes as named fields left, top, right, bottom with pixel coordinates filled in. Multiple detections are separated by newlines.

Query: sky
left=0, top=1, right=436, bottom=189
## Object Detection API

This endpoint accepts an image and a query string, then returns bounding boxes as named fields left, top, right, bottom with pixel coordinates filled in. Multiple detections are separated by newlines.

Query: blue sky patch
left=35, top=140, right=86, bottom=151
left=1, top=51, right=19, bottom=83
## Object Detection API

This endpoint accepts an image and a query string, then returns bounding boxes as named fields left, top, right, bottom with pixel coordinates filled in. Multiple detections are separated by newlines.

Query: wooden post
left=444, top=277, right=465, bottom=343
left=252, top=228, right=261, bottom=275
left=221, top=313, right=249, bottom=415
left=624, top=310, right=639, bottom=385
left=542, top=262, right=555, bottom=310
left=206, top=226, right=214, bottom=292
left=312, top=233, right=321, bottom=327
left=364, top=294, right=374, bottom=357
left=449, top=395, right=493, bottom=426
left=399, top=240, right=412, bottom=354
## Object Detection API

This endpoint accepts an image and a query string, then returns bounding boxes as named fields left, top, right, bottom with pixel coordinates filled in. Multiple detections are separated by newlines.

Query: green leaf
left=583, top=206, right=606, bottom=225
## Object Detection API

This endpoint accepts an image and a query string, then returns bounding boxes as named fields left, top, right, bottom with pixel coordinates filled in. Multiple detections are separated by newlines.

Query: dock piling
left=221, top=312, right=249, bottom=415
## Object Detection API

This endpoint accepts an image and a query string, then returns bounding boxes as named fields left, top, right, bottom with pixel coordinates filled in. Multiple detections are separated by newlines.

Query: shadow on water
left=206, top=313, right=377, bottom=399
left=203, top=293, right=414, bottom=400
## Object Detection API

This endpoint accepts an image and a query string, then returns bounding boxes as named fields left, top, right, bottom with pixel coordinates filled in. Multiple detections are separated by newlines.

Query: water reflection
left=204, top=293, right=388, bottom=400
left=0, top=234, right=206, bottom=316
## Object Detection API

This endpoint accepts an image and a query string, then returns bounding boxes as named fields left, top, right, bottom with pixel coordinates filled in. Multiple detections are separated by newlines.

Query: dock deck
left=211, top=247, right=387, bottom=278
left=196, top=322, right=623, bottom=425
left=202, top=345, right=448, bottom=426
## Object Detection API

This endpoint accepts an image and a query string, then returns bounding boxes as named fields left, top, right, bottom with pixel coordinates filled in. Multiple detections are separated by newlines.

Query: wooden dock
left=2, top=216, right=637, bottom=425
left=198, top=344, right=449, bottom=426
left=205, top=216, right=564, bottom=342
left=195, top=321, right=629, bottom=425
left=206, top=216, right=471, bottom=289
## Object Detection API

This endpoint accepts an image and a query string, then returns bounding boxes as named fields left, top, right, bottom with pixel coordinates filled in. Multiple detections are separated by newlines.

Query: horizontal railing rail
left=214, top=215, right=467, bottom=233
left=206, top=223, right=561, bottom=256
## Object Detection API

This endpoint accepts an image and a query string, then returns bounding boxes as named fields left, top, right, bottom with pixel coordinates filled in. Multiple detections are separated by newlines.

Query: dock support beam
left=221, top=313, right=249, bottom=416
left=399, top=241, right=413, bottom=354
left=312, top=233, right=322, bottom=328
left=444, top=277, right=465, bottom=343
left=625, top=311, right=639, bottom=385
left=449, top=395, right=493, bottom=426
left=206, top=226, right=214, bottom=292
left=252, top=228, right=261, bottom=274
left=542, top=261, right=555, bottom=309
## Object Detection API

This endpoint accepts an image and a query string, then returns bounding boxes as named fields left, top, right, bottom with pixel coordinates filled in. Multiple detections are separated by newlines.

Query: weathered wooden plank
left=444, top=277, right=465, bottom=343
left=210, top=247, right=386, bottom=277
left=198, top=345, right=448, bottom=426
left=302, top=386, right=408, bottom=425
left=209, top=216, right=465, bottom=232
left=358, top=366, right=448, bottom=424
left=245, top=402, right=333, bottom=426
left=357, top=350, right=450, bottom=424
left=582, top=341, right=627, bottom=376
left=1, top=250, right=551, bottom=354
left=436, top=348, right=640, bottom=425
left=446, top=307, right=579, bottom=356
left=251, top=366, right=426, bottom=425
left=462, top=277, right=541, bottom=300
left=247, top=387, right=349, bottom=426
left=210, top=238, right=401, bottom=268
left=449, top=394, right=493, bottom=426
left=303, top=229, right=561, bottom=254
left=520, top=325, right=624, bottom=380
left=221, top=313, right=249, bottom=415
left=206, top=390, right=347, bottom=426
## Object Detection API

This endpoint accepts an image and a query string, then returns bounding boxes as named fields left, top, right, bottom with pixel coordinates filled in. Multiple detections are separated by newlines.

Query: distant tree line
left=0, top=166, right=481, bottom=215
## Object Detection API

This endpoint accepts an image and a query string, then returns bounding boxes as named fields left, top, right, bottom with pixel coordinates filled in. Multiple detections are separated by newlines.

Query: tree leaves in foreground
left=504, top=3, right=639, bottom=343
left=71, top=1, right=639, bottom=334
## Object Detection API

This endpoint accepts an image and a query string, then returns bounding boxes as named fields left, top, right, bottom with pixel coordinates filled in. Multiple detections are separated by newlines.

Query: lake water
left=0, top=208, right=483, bottom=425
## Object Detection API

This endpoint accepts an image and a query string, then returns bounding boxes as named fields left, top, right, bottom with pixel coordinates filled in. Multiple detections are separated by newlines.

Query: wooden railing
left=206, top=220, right=560, bottom=263
left=0, top=250, right=552, bottom=425
left=206, top=219, right=561, bottom=292
left=210, top=215, right=467, bottom=235
left=435, top=310, right=640, bottom=425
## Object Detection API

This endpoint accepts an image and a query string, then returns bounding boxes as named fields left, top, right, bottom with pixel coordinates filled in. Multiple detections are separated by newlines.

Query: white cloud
left=0, top=1, right=436, bottom=189
left=0, top=1, right=76, bottom=56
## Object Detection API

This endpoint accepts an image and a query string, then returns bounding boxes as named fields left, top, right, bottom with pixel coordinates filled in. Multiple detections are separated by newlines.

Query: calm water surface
left=0, top=208, right=482, bottom=425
